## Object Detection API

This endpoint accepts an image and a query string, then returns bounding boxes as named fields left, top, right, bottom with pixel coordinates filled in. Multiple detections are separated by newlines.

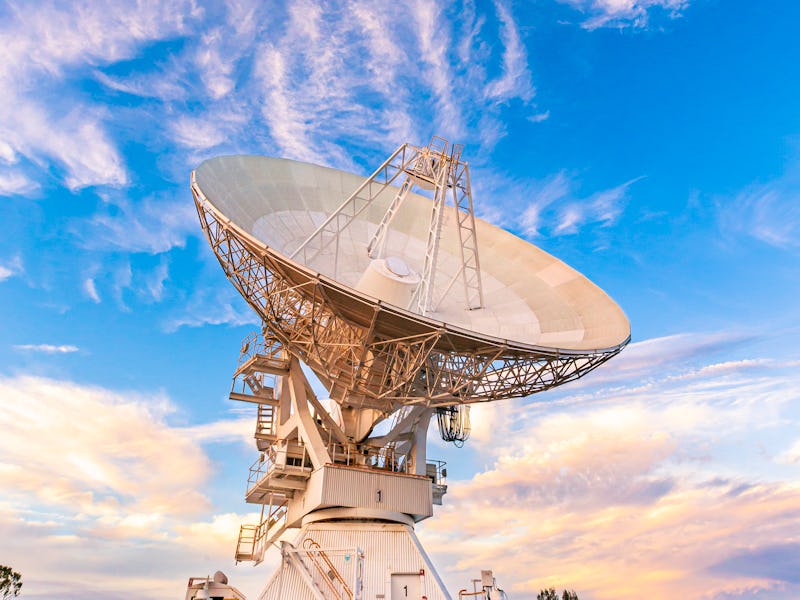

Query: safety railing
left=246, top=440, right=312, bottom=496
left=255, top=402, right=277, bottom=439
left=302, top=538, right=353, bottom=600
left=235, top=494, right=289, bottom=563
left=247, top=448, right=277, bottom=493
left=236, top=331, right=285, bottom=369
left=426, top=459, right=447, bottom=486
left=328, top=441, right=409, bottom=473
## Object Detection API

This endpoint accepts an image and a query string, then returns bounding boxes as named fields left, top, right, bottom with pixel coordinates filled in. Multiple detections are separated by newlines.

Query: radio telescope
left=189, top=137, right=629, bottom=600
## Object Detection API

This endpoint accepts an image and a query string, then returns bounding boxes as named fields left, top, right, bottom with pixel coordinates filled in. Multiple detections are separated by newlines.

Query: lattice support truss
left=289, top=143, right=423, bottom=276
left=408, top=138, right=453, bottom=315
left=192, top=187, right=627, bottom=413
left=366, top=174, right=413, bottom=259
left=448, top=156, right=483, bottom=311
left=290, top=137, right=484, bottom=315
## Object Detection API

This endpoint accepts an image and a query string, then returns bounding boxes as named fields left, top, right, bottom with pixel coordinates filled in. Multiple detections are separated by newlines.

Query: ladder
left=255, top=402, right=277, bottom=441
left=411, top=152, right=450, bottom=315
left=235, top=495, right=290, bottom=564
left=449, top=157, right=483, bottom=310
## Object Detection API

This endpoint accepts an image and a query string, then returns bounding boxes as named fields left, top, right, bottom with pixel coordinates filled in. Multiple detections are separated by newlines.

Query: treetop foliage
left=537, top=587, right=579, bottom=600
left=0, top=565, right=22, bottom=600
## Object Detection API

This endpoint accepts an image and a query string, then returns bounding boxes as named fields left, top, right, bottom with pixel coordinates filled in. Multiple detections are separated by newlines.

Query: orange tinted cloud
left=420, top=335, right=800, bottom=599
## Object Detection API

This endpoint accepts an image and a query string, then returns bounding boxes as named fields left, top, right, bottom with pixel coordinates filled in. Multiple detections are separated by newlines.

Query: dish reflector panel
left=192, top=150, right=630, bottom=410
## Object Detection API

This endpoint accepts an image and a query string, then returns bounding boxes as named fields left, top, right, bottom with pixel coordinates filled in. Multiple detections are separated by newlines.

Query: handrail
left=236, top=331, right=285, bottom=369
left=255, top=403, right=277, bottom=438
left=328, top=440, right=409, bottom=473
left=427, top=459, right=447, bottom=485
left=235, top=525, right=257, bottom=561
left=302, top=538, right=353, bottom=600
left=263, top=496, right=288, bottom=530
left=247, top=449, right=276, bottom=492
left=247, top=440, right=306, bottom=478
left=236, top=494, right=289, bottom=563
left=459, top=590, right=486, bottom=600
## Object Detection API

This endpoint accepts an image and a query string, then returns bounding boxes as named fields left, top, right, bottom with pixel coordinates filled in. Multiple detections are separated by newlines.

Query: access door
left=391, top=573, right=420, bottom=600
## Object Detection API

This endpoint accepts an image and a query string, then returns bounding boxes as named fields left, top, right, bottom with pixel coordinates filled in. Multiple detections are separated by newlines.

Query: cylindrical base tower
left=260, top=512, right=450, bottom=600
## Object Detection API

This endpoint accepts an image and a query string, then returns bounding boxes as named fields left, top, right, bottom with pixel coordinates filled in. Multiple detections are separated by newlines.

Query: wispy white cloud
left=92, top=69, right=187, bottom=101
left=255, top=45, right=326, bottom=164
left=180, top=417, right=254, bottom=445
left=478, top=170, right=637, bottom=237
left=111, top=260, right=133, bottom=310
left=775, top=440, right=800, bottom=465
left=413, top=0, right=462, bottom=138
left=0, top=255, right=24, bottom=282
left=0, top=169, right=39, bottom=196
left=10, top=104, right=128, bottom=190
left=78, top=195, right=197, bottom=254
left=195, top=32, right=236, bottom=100
left=485, top=0, right=535, bottom=104
left=523, top=331, right=766, bottom=404
left=143, top=260, right=170, bottom=303
left=0, top=0, right=201, bottom=190
left=243, top=0, right=537, bottom=166
left=83, top=276, right=101, bottom=303
left=77, top=257, right=174, bottom=309
left=13, top=344, right=79, bottom=354
left=559, top=0, right=691, bottom=30
left=519, top=171, right=572, bottom=236
left=527, top=110, right=551, bottom=123
left=163, top=287, right=260, bottom=332
left=718, top=174, right=800, bottom=250
left=348, top=0, right=406, bottom=95
left=169, top=116, right=229, bottom=151
left=0, top=139, right=16, bottom=163
left=554, top=176, right=643, bottom=234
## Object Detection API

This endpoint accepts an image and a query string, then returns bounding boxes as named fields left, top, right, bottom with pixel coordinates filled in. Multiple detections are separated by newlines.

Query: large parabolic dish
left=192, top=145, right=630, bottom=413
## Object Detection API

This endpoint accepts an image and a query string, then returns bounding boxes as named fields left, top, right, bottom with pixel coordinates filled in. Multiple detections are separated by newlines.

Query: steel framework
left=191, top=160, right=628, bottom=416
left=188, top=142, right=630, bottom=598
left=290, top=137, right=483, bottom=316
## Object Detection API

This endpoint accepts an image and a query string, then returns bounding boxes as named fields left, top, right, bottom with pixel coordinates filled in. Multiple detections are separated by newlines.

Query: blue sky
left=1, top=1, right=800, bottom=598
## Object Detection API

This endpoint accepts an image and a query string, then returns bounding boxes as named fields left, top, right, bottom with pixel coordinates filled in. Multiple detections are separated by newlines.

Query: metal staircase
left=230, top=333, right=303, bottom=564
left=302, top=538, right=354, bottom=600
left=255, top=537, right=363, bottom=600
left=235, top=494, right=290, bottom=564
left=229, top=333, right=287, bottom=402
left=255, top=402, right=277, bottom=449
left=229, top=332, right=283, bottom=451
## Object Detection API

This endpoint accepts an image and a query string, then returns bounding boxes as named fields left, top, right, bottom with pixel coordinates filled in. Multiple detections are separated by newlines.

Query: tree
left=0, top=566, right=22, bottom=600
left=537, top=588, right=580, bottom=600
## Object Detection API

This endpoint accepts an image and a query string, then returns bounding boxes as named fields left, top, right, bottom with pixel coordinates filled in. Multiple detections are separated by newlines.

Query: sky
left=1, top=0, right=799, bottom=598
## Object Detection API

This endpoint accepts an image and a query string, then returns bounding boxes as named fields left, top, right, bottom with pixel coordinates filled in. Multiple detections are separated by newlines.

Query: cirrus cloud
left=13, top=344, right=79, bottom=354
